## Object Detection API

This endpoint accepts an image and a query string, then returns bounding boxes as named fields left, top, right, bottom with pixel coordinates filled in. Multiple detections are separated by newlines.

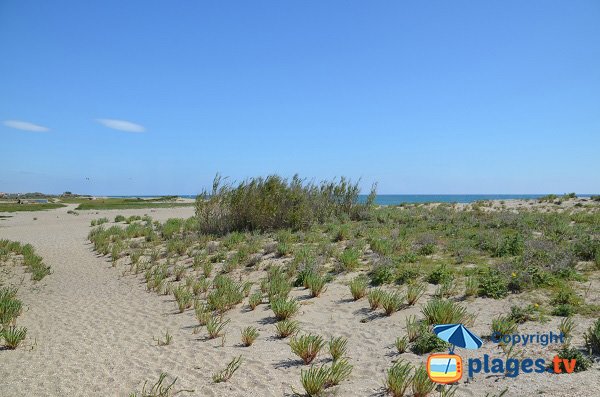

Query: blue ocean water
left=109, top=194, right=581, bottom=205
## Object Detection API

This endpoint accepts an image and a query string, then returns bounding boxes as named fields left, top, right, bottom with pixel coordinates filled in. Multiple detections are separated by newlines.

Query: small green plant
left=194, top=301, right=211, bottom=326
left=427, top=264, right=453, bottom=285
left=491, top=315, right=518, bottom=339
left=411, top=365, right=435, bottom=397
left=394, top=336, right=408, bottom=353
left=154, top=330, right=173, bottom=346
left=478, top=269, right=508, bottom=299
left=406, top=315, right=420, bottom=342
left=206, top=316, right=230, bottom=339
left=421, top=299, right=472, bottom=326
left=559, top=317, right=575, bottom=339
left=129, top=372, right=194, bottom=397
left=300, top=364, right=329, bottom=396
left=201, top=261, right=213, bottom=278
left=554, top=344, right=591, bottom=372
left=464, top=276, right=478, bottom=297
left=173, top=286, right=193, bottom=313
left=385, top=359, right=412, bottom=397
left=1, top=326, right=27, bottom=349
left=326, top=358, right=352, bottom=386
left=412, top=327, right=449, bottom=355
left=328, top=336, right=348, bottom=361
left=275, top=319, right=300, bottom=338
left=381, top=291, right=403, bottom=316
left=338, top=247, right=361, bottom=271
left=290, top=333, right=325, bottom=364
left=212, top=355, right=243, bottom=383
left=248, top=292, right=262, bottom=310
left=349, top=276, right=368, bottom=300
left=271, top=297, right=299, bottom=321
left=406, top=281, right=425, bottom=305
left=368, top=288, right=385, bottom=310
left=241, top=326, right=259, bottom=346
left=584, top=318, right=600, bottom=355
left=306, top=272, right=327, bottom=297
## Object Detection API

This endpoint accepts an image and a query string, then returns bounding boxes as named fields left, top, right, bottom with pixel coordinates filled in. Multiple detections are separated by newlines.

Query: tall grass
left=195, top=174, right=376, bottom=234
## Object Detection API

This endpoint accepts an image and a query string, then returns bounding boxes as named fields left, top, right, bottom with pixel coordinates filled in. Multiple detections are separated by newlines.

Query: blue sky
left=1, top=1, right=599, bottom=195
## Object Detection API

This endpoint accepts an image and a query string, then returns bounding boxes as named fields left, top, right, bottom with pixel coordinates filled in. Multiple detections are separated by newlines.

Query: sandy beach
left=1, top=199, right=599, bottom=397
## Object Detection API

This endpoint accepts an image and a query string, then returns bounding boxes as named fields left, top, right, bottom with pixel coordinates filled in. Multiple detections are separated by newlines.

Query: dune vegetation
left=85, top=175, right=600, bottom=395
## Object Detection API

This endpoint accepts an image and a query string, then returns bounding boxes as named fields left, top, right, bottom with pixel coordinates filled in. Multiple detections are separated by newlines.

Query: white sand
left=0, top=204, right=598, bottom=396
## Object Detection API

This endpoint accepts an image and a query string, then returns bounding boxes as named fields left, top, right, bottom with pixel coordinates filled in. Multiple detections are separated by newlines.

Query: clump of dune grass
left=464, top=276, right=479, bottom=298
left=394, top=336, right=408, bottom=353
left=275, top=319, right=300, bottom=338
left=329, top=336, right=348, bottom=361
left=300, top=364, right=330, bottom=396
left=306, top=273, right=327, bottom=297
left=559, top=317, right=575, bottom=339
left=491, top=315, right=517, bottom=339
left=409, top=365, right=434, bottom=397
left=406, top=315, right=420, bottom=342
left=349, top=276, right=368, bottom=300
left=338, top=247, right=361, bottom=271
left=248, top=292, right=262, bottom=310
left=154, top=329, right=173, bottom=346
left=584, top=318, right=600, bottom=355
left=241, top=326, right=259, bottom=346
left=271, top=297, right=299, bottom=321
left=411, top=326, right=449, bottom=355
left=290, top=334, right=325, bottom=364
left=381, top=291, right=404, bottom=316
left=212, top=355, right=243, bottom=383
left=326, top=358, right=353, bottom=386
left=1, top=326, right=27, bottom=349
left=195, top=174, right=375, bottom=235
left=385, top=359, right=412, bottom=397
left=129, top=372, right=194, bottom=397
left=406, top=281, right=425, bottom=306
left=206, top=316, right=230, bottom=339
left=421, top=298, right=472, bottom=326
left=173, top=286, right=193, bottom=313
left=368, top=288, right=385, bottom=310
left=194, top=301, right=211, bottom=326
left=0, top=287, right=22, bottom=327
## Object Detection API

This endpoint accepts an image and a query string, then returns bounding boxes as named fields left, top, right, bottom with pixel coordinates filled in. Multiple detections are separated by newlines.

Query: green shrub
left=411, top=328, right=449, bottom=355
left=491, top=315, right=518, bottom=338
left=554, top=345, right=591, bottom=372
left=406, top=281, right=425, bottom=305
left=306, top=273, right=327, bottom=297
left=248, top=292, right=262, bottom=310
left=326, top=358, right=353, bottom=386
left=427, top=264, right=453, bottom=285
left=478, top=269, right=508, bottom=299
left=195, top=174, right=376, bottom=235
left=173, top=286, right=193, bottom=313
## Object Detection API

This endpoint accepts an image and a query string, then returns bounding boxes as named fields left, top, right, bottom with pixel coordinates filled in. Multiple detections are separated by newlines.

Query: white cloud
left=3, top=120, right=50, bottom=132
left=96, top=118, right=145, bottom=133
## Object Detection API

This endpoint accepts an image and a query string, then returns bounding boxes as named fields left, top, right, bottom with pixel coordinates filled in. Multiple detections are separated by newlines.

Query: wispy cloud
left=96, top=118, right=145, bottom=133
left=3, top=120, right=50, bottom=132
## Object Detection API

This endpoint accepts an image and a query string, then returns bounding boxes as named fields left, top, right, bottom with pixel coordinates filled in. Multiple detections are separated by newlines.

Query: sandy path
left=0, top=205, right=205, bottom=396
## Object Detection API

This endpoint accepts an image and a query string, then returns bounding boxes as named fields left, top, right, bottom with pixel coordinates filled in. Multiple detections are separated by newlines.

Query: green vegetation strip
left=75, top=199, right=193, bottom=210
left=0, top=203, right=66, bottom=212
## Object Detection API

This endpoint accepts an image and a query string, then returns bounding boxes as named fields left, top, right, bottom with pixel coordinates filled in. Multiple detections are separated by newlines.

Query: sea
left=109, top=194, right=587, bottom=206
